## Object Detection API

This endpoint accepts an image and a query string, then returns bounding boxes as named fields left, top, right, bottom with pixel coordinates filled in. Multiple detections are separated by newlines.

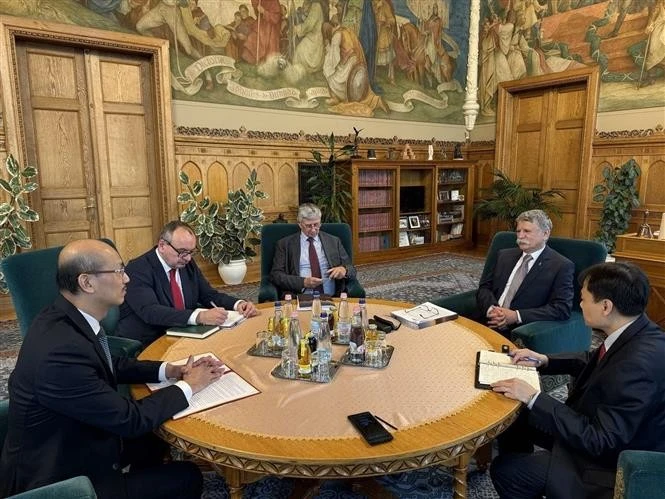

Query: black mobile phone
left=347, top=411, right=394, bottom=445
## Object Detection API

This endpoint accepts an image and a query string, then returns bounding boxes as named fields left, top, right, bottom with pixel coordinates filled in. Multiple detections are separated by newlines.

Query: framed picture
left=399, top=231, right=410, bottom=247
left=399, top=217, right=408, bottom=229
left=408, top=215, right=420, bottom=229
left=450, top=190, right=460, bottom=201
left=438, top=190, right=449, bottom=201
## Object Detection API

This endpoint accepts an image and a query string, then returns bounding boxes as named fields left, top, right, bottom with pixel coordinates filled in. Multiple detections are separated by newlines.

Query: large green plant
left=307, top=132, right=355, bottom=223
left=178, top=169, right=267, bottom=265
left=474, top=169, right=564, bottom=230
left=592, top=159, right=640, bottom=253
left=0, top=154, right=39, bottom=293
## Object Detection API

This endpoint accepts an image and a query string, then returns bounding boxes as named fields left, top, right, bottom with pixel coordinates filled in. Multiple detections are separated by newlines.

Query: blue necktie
left=98, top=327, right=113, bottom=372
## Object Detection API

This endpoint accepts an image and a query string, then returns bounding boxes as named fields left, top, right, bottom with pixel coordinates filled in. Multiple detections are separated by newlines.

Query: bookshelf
left=348, top=159, right=475, bottom=263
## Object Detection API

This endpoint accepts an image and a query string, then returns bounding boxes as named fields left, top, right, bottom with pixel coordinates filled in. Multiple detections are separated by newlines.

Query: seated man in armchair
left=269, top=203, right=357, bottom=297
left=476, top=209, right=574, bottom=335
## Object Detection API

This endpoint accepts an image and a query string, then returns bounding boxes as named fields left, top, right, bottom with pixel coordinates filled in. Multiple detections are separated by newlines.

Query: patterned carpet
left=0, top=253, right=502, bottom=498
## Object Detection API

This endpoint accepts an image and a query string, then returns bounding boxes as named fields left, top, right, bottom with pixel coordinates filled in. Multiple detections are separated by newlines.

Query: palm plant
left=474, top=169, right=564, bottom=230
left=307, top=132, right=355, bottom=223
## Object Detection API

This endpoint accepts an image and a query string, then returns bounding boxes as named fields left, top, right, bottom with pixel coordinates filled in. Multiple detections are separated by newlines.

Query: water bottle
left=349, top=306, right=364, bottom=364
left=281, top=312, right=301, bottom=378
left=283, top=293, right=293, bottom=319
left=318, top=311, right=332, bottom=355
left=311, top=291, right=322, bottom=318
left=359, top=297, right=369, bottom=333
left=273, top=301, right=283, bottom=348
left=337, top=292, right=351, bottom=343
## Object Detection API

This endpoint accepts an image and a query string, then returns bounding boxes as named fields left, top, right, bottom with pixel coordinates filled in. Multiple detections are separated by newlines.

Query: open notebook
left=147, top=352, right=259, bottom=419
left=475, top=350, right=541, bottom=391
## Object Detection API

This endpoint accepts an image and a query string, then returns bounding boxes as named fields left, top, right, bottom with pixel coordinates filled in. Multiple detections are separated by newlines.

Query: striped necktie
left=98, top=327, right=113, bottom=372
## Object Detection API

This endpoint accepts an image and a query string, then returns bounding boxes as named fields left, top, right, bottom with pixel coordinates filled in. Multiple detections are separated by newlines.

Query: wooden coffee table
left=132, top=299, right=520, bottom=498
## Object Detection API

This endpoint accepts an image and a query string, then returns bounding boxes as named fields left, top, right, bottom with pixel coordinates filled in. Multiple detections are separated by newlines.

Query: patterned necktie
left=307, top=237, right=324, bottom=293
left=502, top=254, right=533, bottom=309
left=169, top=268, right=185, bottom=310
left=98, top=327, right=113, bottom=372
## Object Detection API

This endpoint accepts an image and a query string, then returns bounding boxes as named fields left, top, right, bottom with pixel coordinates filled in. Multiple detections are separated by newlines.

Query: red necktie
left=598, top=343, right=607, bottom=361
left=169, top=268, right=185, bottom=310
left=307, top=237, right=324, bottom=293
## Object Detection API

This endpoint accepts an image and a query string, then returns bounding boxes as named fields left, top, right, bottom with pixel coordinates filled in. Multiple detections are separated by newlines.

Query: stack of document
left=390, top=302, right=458, bottom=329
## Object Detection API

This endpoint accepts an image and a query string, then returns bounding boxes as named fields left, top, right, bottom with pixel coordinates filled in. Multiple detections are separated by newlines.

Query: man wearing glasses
left=1, top=239, right=224, bottom=498
left=118, top=221, right=257, bottom=345
left=269, top=203, right=357, bottom=297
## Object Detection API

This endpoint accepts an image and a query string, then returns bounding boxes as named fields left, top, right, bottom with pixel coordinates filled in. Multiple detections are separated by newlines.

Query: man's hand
left=326, top=266, right=347, bottom=280
left=304, top=276, right=323, bottom=289
left=491, top=378, right=537, bottom=404
left=510, top=348, right=548, bottom=368
left=487, top=306, right=518, bottom=328
left=237, top=300, right=258, bottom=317
left=181, top=356, right=227, bottom=394
left=198, top=307, right=229, bottom=325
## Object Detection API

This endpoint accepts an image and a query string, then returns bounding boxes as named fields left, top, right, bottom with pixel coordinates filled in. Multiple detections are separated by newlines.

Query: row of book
left=359, top=170, right=393, bottom=186
left=359, top=234, right=392, bottom=252
left=359, top=212, right=392, bottom=231
left=438, top=223, right=464, bottom=240
left=438, top=170, right=466, bottom=184
left=358, top=188, right=392, bottom=207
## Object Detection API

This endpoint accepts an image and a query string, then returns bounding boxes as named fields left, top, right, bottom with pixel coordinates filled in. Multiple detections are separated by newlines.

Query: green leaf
left=177, top=192, right=193, bottom=203
left=179, top=171, right=190, bottom=184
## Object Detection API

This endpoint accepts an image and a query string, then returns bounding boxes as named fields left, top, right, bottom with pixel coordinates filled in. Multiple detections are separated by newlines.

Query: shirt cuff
left=233, top=300, right=244, bottom=311
left=175, top=380, right=193, bottom=402
left=527, top=391, right=540, bottom=409
left=516, top=310, right=523, bottom=324
left=158, top=362, right=168, bottom=381
left=189, top=309, right=204, bottom=325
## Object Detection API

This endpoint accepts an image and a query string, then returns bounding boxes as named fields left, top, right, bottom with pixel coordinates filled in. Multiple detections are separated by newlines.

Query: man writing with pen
left=489, top=262, right=665, bottom=499
left=118, top=220, right=258, bottom=346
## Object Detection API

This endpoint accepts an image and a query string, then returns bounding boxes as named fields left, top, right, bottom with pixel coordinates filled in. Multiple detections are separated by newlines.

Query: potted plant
left=474, top=169, right=564, bottom=230
left=306, top=132, right=356, bottom=223
left=0, top=154, right=39, bottom=293
left=178, top=168, right=267, bottom=284
left=592, top=158, right=640, bottom=253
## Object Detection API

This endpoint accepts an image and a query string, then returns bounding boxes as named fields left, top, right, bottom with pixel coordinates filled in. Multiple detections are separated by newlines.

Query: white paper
left=477, top=351, right=540, bottom=391
left=146, top=352, right=259, bottom=419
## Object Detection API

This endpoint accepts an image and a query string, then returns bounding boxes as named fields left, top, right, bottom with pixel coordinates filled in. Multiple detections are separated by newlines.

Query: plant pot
left=218, top=259, right=247, bottom=285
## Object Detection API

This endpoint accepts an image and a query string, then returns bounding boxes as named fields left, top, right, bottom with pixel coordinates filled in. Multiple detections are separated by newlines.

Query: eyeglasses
left=301, top=222, right=321, bottom=229
left=164, top=239, right=198, bottom=258
left=82, top=266, right=126, bottom=276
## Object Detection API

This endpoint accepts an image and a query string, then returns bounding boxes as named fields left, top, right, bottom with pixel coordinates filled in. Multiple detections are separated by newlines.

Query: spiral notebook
left=475, top=350, right=541, bottom=391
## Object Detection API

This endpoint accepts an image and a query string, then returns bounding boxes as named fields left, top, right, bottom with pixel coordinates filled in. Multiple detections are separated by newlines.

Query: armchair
left=614, top=450, right=665, bottom=499
left=258, top=223, right=365, bottom=303
left=0, top=399, right=97, bottom=498
left=432, top=231, right=607, bottom=354
left=1, top=241, right=143, bottom=359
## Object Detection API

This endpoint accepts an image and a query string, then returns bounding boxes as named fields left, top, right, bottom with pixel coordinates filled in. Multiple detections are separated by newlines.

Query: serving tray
left=339, top=345, right=394, bottom=369
left=270, top=360, right=340, bottom=383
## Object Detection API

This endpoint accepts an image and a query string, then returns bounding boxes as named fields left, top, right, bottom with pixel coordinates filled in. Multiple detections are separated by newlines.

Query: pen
left=375, top=414, right=398, bottom=431
left=210, top=301, right=218, bottom=308
left=507, top=352, right=541, bottom=365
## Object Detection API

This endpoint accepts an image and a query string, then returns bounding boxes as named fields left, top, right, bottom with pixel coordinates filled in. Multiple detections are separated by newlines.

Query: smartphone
left=347, top=411, right=394, bottom=445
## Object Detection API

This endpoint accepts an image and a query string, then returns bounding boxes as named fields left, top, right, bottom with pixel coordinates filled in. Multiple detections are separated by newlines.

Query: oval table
left=132, top=299, right=521, bottom=498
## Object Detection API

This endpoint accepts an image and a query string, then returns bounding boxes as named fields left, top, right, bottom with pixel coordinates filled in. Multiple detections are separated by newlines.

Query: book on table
left=146, top=352, right=259, bottom=419
left=475, top=350, right=541, bottom=391
left=390, top=302, right=458, bottom=329
left=166, top=311, right=246, bottom=338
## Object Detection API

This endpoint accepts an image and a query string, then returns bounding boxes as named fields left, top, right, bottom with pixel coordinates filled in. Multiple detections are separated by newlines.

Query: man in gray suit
left=269, top=203, right=357, bottom=297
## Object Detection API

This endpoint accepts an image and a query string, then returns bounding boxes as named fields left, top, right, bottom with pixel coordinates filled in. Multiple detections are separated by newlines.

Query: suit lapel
left=56, top=295, right=116, bottom=383
left=289, top=233, right=301, bottom=275
left=498, top=249, right=522, bottom=294
left=512, top=246, right=550, bottom=303
left=148, top=250, right=177, bottom=308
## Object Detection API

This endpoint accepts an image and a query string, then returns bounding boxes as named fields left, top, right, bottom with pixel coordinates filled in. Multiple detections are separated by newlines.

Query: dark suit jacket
left=476, top=245, right=574, bottom=325
left=0, top=295, right=188, bottom=498
left=530, top=314, right=665, bottom=499
left=269, top=231, right=357, bottom=297
left=117, top=247, right=239, bottom=345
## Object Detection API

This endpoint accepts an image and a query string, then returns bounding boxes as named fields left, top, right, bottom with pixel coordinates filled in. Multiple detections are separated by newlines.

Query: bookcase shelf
left=348, top=159, right=475, bottom=264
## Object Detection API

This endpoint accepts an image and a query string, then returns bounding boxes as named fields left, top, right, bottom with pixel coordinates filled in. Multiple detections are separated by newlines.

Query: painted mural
left=1, top=0, right=662, bottom=125
left=478, top=0, right=665, bottom=119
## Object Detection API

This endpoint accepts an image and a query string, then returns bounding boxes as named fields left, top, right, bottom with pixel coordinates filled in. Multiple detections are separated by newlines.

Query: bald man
left=0, top=239, right=224, bottom=499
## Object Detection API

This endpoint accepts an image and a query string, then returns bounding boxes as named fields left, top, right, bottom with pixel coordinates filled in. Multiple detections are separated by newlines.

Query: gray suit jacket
left=269, top=231, right=357, bottom=297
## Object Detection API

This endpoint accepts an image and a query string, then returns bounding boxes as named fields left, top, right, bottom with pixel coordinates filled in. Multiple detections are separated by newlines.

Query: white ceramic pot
left=217, top=258, right=247, bottom=285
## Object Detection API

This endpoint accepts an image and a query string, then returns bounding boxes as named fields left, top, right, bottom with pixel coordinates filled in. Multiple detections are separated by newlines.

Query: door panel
left=17, top=43, right=98, bottom=248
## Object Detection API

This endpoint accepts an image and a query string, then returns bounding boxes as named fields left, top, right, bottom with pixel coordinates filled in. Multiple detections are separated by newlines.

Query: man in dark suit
left=117, top=221, right=258, bottom=345
left=0, top=239, right=225, bottom=499
left=269, top=203, right=357, bottom=297
left=476, top=209, right=574, bottom=333
left=490, top=262, right=665, bottom=499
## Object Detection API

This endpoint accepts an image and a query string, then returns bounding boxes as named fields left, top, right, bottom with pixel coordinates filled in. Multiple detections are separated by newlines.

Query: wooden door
left=15, top=41, right=161, bottom=259
left=495, top=67, right=599, bottom=238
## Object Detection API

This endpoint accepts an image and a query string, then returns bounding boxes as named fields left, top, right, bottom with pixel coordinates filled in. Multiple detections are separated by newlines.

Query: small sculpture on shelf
left=351, top=127, right=363, bottom=158
left=453, top=142, right=463, bottom=160
left=637, top=209, right=654, bottom=238
left=402, top=143, right=415, bottom=159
